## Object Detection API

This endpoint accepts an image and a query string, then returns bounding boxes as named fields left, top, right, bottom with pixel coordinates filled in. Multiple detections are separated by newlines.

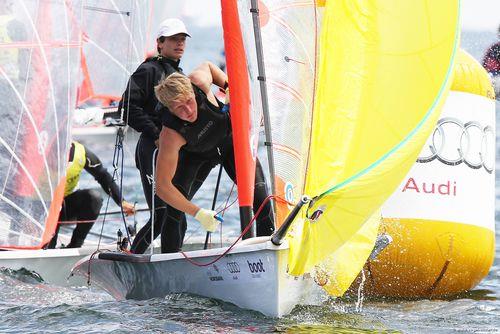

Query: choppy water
left=1, top=31, right=499, bottom=333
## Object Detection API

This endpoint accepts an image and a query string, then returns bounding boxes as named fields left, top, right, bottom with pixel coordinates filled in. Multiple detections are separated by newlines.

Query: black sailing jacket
left=119, top=56, right=182, bottom=140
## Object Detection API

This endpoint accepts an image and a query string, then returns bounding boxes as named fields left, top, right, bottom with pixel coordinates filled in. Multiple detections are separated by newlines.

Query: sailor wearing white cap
left=156, top=18, right=191, bottom=60
left=156, top=18, right=191, bottom=39
left=118, top=18, right=191, bottom=254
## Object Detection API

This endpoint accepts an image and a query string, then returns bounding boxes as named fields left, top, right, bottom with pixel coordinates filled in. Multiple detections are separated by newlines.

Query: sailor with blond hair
left=153, top=62, right=275, bottom=253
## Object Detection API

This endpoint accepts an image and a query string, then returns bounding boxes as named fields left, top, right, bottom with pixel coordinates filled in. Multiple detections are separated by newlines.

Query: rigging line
left=179, top=195, right=277, bottom=267
left=58, top=216, right=127, bottom=224
left=96, top=195, right=113, bottom=250
left=85, top=38, right=131, bottom=75
left=19, top=1, right=62, bottom=180
left=97, top=129, right=130, bottom=250
left=121, top=12, right=136, bottom=127
left=0, top=66, right=53, bottom=198
left=0, top=193, right=44, bottom=231
left=97, top=132, right=131, bottom=250
left=62, top=0, right=74, bottom=182
left=117, top=129, right=131, bottom=242
left=132, top=1, right=147, bottom=58
left=126, top=0, right=141, bottom=77
left=0, top=136, right=49, bottom=213
left=145, top=1, right=154, bottom=54
left=87, top=229, right=115, bottom=241
left=109, top=0, right=141, bottom=62
left=83, top=5, right=130, bottom=16
left=204, top=163, right=224, bottom=250
left=217, top=183, right=237, bottom=215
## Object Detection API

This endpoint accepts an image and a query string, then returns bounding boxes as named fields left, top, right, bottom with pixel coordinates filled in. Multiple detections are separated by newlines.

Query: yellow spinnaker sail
left=287, top=0, right=460, bottom=296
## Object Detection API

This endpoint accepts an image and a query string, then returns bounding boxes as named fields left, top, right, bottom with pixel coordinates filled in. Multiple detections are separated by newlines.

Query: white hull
left=0, top=246, right=108, bottom=286
left=72, top=238, right=320, bottom=317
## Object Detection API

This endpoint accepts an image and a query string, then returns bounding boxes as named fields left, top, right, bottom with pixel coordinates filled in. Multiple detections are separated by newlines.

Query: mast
left=221, top=0, right=256, bottom=239
left=249, top=0, right=276, bottom=226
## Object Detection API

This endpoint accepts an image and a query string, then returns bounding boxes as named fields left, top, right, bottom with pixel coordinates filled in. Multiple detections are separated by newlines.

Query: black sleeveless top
left=161, top=84, right=230, bottom=154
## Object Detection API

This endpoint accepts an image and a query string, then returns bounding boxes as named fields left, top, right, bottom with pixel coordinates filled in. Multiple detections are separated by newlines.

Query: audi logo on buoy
left=247, top=259, right=266, bottom=273
left=226, top=262, right=240, bottom=274
left=416, top=117, right=494, bottom=174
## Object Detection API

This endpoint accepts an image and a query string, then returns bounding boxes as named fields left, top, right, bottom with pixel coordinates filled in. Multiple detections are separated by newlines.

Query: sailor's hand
left=122, top=200, right=136, bottom=216
left=224, top=87, right=230, bottom=105
left=194, top=208, right=221, bottom=232
left=221, top=87, right=230, bottom=113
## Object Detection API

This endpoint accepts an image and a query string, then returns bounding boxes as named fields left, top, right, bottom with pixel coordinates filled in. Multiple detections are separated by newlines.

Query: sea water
left=0, top=30, right=499, bottom=334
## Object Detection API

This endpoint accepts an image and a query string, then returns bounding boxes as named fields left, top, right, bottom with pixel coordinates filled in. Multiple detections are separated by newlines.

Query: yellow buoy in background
left=363, top=49, right=496, bottom=298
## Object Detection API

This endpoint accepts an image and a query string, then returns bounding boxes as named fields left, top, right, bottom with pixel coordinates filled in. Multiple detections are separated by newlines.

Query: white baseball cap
left=157, top=18, right=191, bottom=39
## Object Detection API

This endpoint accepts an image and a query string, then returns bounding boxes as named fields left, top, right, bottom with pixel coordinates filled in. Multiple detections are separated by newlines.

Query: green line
left=317, top=1, right=462, bottom=201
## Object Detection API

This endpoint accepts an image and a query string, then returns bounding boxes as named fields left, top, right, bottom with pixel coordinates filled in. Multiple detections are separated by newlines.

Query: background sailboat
left=0, top=0, right=152, bottom=286
left=72, top=1, right=152, bottom=138
left=72, top=0, right=460, bottom=316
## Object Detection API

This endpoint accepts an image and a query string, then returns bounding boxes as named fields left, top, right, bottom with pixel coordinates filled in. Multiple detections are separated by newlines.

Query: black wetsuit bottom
left=161, top=135, right=275, bottom=253
left=130, top=134, right=187, bottom=254
left=47, top=189, right=103, bottom=248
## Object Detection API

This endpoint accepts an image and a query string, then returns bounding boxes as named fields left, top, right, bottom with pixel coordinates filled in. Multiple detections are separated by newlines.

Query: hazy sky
left=461, top=0, right=499, bottom=31
left=188, top=0, right=499, bottom=32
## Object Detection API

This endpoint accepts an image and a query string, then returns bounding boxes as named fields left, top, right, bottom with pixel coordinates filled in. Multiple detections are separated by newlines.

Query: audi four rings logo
left=226, top=262, right=240, bottom=274
left=416, top=117, right=494, bottom=174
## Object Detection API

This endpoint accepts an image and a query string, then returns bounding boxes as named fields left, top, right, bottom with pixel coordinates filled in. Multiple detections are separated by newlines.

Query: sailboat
left=0, top=0, right=150, bottom=287
left=72, top=1, right=153, bottom=140
left=72, top=0, right=460, bottom=316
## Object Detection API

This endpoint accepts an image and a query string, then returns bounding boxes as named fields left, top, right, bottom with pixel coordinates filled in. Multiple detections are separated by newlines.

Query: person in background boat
left=153, top=63, right=275, bottom=253
left=0, top=0, right=28, bottom=130
left=0, top=0, right=28, bottom=83
left=482, top=24, right=500, bottom=96
left=47, top=141, right=135, bottom=248
left=118, top=18, right=190, bottom=254
left=482, top=24, right=500, bottom=76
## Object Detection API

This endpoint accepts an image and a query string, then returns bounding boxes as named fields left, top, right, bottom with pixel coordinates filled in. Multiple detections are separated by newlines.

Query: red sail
left=221, top=0, right=256, bottom=215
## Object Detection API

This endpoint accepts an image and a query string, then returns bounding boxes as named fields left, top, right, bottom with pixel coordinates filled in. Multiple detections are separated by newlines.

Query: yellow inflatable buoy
left=363, top=49, right=496, bottom=298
